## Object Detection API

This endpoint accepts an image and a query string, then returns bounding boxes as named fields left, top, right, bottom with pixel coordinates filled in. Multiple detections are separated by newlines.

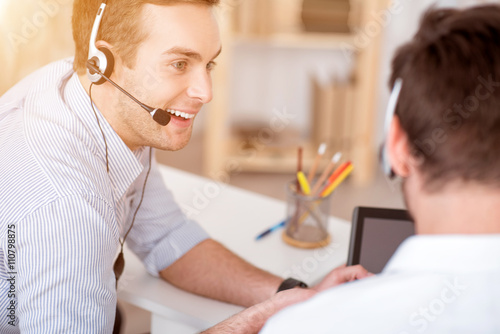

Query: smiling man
left=75, top=2, right=220, bottom=151
left=0, top=0, right=370, bottom=333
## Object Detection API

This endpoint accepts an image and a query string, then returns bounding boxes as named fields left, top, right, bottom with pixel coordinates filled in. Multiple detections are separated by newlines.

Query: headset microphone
left=86, top=61, right=171, bottom=126
left=86, top=1, right=170, bottom=126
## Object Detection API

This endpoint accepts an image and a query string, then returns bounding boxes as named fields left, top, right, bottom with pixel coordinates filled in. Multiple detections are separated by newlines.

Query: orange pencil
left=319, top=161, right=352, bottom=195
left=320, top=164, right=354, bottom=197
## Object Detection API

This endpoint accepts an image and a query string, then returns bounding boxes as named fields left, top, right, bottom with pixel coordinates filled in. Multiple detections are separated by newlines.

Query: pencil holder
left=282, top=180, right=332, bottom=249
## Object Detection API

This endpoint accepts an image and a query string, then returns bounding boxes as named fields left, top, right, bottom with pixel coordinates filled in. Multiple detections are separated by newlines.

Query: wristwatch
left=276, top=278, right=308, bottom=293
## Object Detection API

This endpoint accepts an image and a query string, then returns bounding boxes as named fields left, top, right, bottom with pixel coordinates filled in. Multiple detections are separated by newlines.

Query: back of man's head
left=72, top=0, right=220, bottom=75
left=390, top=5, right=500, bottom=192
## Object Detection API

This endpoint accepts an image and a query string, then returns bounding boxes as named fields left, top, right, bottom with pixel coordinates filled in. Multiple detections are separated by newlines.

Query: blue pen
left=255, top=220, right=286, bottom=240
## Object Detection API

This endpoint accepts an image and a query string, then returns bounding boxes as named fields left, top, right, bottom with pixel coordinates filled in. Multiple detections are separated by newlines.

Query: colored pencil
left=307, top=143, right=327, bottom=183
left=310, top=152, right=342, bottom=195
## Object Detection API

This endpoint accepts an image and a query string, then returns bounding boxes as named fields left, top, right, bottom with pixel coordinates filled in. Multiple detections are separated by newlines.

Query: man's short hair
left=72, top=0, right=220, bottom=75
left=390, top=5, right=500, bottom=190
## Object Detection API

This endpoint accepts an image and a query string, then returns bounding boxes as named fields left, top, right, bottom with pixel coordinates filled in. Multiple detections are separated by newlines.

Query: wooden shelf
left=204, top=0, right=389, bottom=185
left=223, top=138, right=355, bottom=174
left=233, top=32, right=355, bottom=50
left=225, top=139, right=316, bottom=173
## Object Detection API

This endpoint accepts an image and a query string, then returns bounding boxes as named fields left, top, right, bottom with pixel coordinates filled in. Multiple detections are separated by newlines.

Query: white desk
left=118, top=165, right=352, bottom=333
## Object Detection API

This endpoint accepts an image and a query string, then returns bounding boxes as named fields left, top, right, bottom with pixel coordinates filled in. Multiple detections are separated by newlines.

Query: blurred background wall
left=0, top=0, right=74, bottom=94
left=0, top=0, right=496, bottom=180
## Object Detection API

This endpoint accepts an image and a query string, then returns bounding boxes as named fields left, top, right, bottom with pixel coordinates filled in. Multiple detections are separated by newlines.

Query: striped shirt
left=0, top=58, right=209, bottom=333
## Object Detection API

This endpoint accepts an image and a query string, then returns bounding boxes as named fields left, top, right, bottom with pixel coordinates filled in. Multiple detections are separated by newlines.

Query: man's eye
left=172, top=61, right=187, bottom=70
left=207, top=61, right=217, bottom=71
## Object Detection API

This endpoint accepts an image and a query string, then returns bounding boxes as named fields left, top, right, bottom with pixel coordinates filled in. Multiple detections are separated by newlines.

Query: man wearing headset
left=256, top=5, right=500, bottom=333
left=0, top=0, right=370, bottom=332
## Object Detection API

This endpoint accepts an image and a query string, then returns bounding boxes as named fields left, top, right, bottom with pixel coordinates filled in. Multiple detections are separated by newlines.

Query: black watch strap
left=277, top=278, right=308, bottom=293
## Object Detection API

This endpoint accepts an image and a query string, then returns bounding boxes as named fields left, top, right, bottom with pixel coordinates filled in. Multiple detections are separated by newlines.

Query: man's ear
left=94, top=40, right=120, bottom=77
left=387, top=115, right=412, bottom=178
left=95, top=40, right=113, bottom=53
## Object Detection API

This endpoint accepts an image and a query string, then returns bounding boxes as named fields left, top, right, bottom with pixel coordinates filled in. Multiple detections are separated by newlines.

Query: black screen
left=358, top=217, right=414, bottom=273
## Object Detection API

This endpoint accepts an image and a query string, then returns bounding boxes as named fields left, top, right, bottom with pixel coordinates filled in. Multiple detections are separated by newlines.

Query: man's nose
left=186, top=70, right=213, bottom=104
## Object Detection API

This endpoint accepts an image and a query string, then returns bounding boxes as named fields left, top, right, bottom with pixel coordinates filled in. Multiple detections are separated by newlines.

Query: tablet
left=347, top=206, right=414, bottom=274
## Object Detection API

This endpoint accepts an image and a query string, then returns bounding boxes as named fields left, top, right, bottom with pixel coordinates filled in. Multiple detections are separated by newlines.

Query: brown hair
left=390, top=5, right=500, bottom=190
left=72, top=0, right=220, bottom=74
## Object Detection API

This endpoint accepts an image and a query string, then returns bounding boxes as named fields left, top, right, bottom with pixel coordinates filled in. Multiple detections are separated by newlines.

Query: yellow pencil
left=320, top=165, right=354, bottom=197
left=296, top=171, right=311, bottom=195
left=294, top=165, right=354, bottom=231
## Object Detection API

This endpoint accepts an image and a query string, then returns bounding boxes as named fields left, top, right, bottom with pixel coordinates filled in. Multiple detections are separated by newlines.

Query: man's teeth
left=166, top=109, right=195, bottom=120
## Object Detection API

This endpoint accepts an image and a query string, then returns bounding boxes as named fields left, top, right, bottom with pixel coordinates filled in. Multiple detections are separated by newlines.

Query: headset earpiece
left=380, top=143, right=395, bottom=179
left=87, top=2, right=111, bottom=84
left=84, top=1, right=170, bottom=126
left=380, top=78, right=403, bottom=179
left=87, top=46, right=114, bottom=85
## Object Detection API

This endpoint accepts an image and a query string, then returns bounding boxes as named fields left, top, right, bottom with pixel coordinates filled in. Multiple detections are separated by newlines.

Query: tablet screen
left=358, top=217, right=414, bottom=273
left=347, top=207, right=414, bottom=274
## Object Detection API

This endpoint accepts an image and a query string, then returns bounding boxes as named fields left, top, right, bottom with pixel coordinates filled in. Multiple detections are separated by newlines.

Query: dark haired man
left=0, top=0, right=369, bottom=332
left=257, top=5, right=500, bottom=333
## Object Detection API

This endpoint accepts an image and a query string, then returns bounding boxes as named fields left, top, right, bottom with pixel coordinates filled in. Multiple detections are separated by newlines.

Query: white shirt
left=0, top=59, right=209, bottom=333
left=261, top=234, right=500, bottom=334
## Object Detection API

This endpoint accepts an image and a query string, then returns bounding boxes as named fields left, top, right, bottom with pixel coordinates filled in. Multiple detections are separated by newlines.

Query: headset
left=85, top=1, right=166, bottom=287
left=380, top=78, right=403, bottom=179
left=85, top=0, right=171, bottom=126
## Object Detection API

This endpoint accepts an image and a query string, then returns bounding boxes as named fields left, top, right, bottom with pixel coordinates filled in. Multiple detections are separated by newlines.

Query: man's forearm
left=200, top=300, right=276, bottom=334
left=160, top=239, right=283, bottom=307
left=200, top=288, right=318, bottom=334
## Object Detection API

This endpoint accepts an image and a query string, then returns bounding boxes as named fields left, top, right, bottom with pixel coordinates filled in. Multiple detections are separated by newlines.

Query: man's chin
left=153, top=126, right=193, bottom=151
left=155, top=135, right=192, bottom=152
left=168, top=143, right=189, bottom=152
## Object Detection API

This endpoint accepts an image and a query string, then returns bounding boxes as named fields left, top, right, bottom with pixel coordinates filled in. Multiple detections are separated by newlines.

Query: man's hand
left=201, top=266, right=373, bottom=334
left=313, top=264, right=373, bottom=293
left=201, top=287, right=317, bottom=334
left=271, top=287, right=317, bottom=310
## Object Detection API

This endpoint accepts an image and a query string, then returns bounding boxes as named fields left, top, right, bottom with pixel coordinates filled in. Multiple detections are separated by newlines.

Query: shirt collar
left=62, top=69, right=145, bottom=201
left=383, top=234, right=500, bottom=274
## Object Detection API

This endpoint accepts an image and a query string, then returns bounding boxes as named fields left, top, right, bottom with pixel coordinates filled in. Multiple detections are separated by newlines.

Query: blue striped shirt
left=0, top=58, right=209, bottom=333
